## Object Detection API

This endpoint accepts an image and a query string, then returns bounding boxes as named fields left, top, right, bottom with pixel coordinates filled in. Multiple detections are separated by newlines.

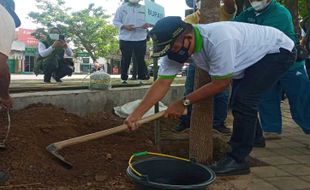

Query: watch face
left=183, top=99, right=191, bottom=106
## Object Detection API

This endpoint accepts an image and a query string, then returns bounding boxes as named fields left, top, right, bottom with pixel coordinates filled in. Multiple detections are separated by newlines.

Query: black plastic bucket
left=126, top=157, right=216, bottom=190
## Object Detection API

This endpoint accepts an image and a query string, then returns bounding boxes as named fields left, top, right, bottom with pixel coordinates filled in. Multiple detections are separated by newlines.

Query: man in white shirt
left=0, top=0, right=20, bottom=183
left=37, top=27, right=74, bottom=83
left=124, top=16, right=296, bottom=176
left=113, top=0, right=149, bottom=84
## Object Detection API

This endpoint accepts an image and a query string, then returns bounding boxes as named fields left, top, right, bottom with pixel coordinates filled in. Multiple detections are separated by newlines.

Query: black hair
left=49, top=27, right=61, bottom=34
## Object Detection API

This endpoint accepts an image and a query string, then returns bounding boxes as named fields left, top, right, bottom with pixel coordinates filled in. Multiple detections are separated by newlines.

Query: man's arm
left=113, top=6, right=124, bottom=29
left=0, top=52, right=12, bottom=110
left=125, top=78, right=173, bottom=130
left=65, top=46, right=73, bottom=57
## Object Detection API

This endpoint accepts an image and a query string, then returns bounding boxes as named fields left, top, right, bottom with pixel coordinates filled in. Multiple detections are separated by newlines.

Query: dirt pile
left=0, top=104, right=158, bottom=189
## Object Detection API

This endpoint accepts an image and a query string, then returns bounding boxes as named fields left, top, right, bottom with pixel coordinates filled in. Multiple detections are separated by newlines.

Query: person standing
left=175, top=0, right=236, bottom=133
left=124, top=17, right=296, bottom=176
left=235, top=0, right=310, bottom=144
left=0, top=0, right=21, bottom=183
left=113, top=0, right=149, bottom=84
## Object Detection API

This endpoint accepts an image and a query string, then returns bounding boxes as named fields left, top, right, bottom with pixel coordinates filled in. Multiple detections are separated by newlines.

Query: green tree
left=28, top=0, right=119, bottom=62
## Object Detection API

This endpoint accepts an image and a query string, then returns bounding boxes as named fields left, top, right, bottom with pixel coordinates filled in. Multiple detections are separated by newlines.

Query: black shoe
left=44, top=80, right=51, bottom=83
left=210, top=155, right=250, bottom=176
left=122, top=81, right=128, bottom=85
left=253, top=137, right=266, bottom=148
left=0, top=171, right=9, bottom=183
left=213, top=125, right=231, bottom=134
left=174, top=122, right=190, bottom=132
left=55, top=78, right=63, bottom=83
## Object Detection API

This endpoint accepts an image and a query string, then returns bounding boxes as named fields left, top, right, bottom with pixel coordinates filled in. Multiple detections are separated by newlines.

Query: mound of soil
left=0, top=104, right=239, bottom=189
left=0, top=104, right=160, bottom=189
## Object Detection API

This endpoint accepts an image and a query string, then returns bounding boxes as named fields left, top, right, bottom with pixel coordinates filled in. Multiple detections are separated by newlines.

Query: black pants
left=120, top=40, right=147, bottom=80
left=43, top=58, right=73, bottom=82
left=306, top=59, right=310, bottom=78
left=228, top=48, right=296, bottom=162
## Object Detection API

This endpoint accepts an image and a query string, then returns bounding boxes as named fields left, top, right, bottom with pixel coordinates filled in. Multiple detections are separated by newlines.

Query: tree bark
left=284, top=0, right=300, bottom=35
left=189, top=0, right=220, bottom=164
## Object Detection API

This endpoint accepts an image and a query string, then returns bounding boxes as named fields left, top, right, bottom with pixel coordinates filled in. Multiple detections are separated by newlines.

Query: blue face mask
left=167, top=41, right=191, bottom=63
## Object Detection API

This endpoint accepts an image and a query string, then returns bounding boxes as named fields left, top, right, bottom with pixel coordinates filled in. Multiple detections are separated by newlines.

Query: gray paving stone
left=293, top=148, right=310, bottom=155
left=277, top=165, right=310, bottom=176
left=251, top=179, right=280, bottom=190
left=251, top=149, right=279, bottom=158
left=251, top=166, right=291, bottom=178
left=301, top=176, right=310, bottom=183
left=251, top=166, right=292, bottom=178
left=229, top=178, right=279, bottom=190
left=266, top=176, right=310, bottom=190
left=259, top=156, right=299, bottom=165
left=286, top=156, right=310, bottom=164
left=277, top=141, right=306, bottom=148
left=266, top=142, right=285, bottom=149
left=269, top=148, right=305, bottom=156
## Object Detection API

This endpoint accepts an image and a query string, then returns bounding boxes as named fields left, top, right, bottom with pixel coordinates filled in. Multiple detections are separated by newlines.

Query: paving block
left=259, top=156, right=299, bottom=165
left=293, top=148, right=310, bottom=156
left=277, top=165, right=310, bottom=176
left=252, top=166, right=291, bottom=178
left=301, top=176, right=310, bottom=183
left=269, top=148, right=305, bottom=156
left=265, top=142, right=284, bottom=149
left=286, top=156, right=310, bottom=164
left=266, top=176, right=310, bottom=190
left=251, top=149, right=279, bottom=158
left=251, top=179, right=280, bottom=190
left=277, top=141, right=306, bottom=148
left=229, top=178, right=279, bottom=190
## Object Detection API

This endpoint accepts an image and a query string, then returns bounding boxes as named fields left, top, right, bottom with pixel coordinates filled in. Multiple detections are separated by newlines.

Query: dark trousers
left=120, top=40, right=147, bottom=81
left=43, top=58, right=73, bottom=82
left=306, top=59, right=310, bottom=78
left=229, top=48, right=296, bottom=162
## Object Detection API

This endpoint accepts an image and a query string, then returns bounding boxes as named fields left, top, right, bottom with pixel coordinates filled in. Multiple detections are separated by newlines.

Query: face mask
left=129, top=0, right=139, bottom=3
left=49, top=33, right=59, bottom=40
left=250, top=0, right=269, bottom=11
left=167, top=41, right=191, bottom=63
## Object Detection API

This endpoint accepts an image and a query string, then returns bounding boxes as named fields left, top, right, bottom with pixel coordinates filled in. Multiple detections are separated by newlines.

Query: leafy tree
left=28, top=0, right=119, bottom=62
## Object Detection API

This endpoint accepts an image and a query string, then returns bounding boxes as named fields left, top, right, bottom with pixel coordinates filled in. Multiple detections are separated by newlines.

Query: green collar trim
left=193, top=26, right=203, bottom=53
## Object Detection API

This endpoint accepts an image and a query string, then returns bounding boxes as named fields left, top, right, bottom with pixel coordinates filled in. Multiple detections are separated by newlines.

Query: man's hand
left=122, top=25, right=135, bottom=31
left=164, top=100, right=187, bottom=119
left=124, top=113, right=143, bottom=131
left=142, top=23, right=152, bottom=29
left=0, top=96, right=12, bottom=111
left=52, top=40, right=65, bottom=48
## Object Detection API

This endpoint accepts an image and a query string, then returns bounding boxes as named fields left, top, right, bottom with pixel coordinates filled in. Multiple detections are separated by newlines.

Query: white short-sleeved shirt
left=113, top=3, right=147, bottom=41
left=0, top=5, right=15, bottom=57
left=159, top=21, right=295, bottom=79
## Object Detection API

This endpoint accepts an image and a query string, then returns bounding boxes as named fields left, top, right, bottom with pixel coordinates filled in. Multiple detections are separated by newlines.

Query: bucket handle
left=128, top=151, right=190, bottom=177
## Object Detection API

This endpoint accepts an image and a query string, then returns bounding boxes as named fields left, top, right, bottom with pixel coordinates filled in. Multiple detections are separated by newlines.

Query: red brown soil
left=0, top=104, right=242, bottom=190
left=0, top=104, right=161, bottom=189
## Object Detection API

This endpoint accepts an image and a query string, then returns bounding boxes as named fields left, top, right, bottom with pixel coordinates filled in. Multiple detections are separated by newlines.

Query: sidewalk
left=212, top=101, right=310, bottom=190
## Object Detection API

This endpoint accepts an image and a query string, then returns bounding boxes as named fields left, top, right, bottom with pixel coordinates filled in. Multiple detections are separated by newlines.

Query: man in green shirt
left=233, top=0, right=310, bottom=146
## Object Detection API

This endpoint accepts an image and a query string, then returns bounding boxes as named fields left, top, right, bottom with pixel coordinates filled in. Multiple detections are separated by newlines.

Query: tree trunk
left=189, top=0, right=220, bottom=164
left=284, top=0, right=300, bottom=35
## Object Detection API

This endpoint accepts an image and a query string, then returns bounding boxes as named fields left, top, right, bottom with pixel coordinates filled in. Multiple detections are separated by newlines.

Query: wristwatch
left=182, top=97, right=191, bottom=107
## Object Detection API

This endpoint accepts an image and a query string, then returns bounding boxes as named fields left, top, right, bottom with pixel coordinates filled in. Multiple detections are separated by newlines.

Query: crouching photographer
left=36, top=27, right=74, bottom=83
